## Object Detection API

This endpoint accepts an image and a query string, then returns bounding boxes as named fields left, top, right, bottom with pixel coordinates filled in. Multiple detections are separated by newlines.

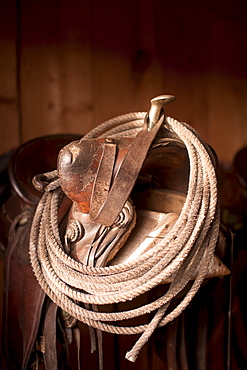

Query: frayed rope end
left=125, top=349, right=139, bottom=363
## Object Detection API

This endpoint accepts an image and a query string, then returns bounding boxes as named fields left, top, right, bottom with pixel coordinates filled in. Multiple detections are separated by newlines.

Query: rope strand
left=29, top=114, right=220, bottom=362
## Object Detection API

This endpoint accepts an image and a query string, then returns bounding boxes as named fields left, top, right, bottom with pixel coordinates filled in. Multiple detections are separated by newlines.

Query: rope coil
left=29, top=114, right=220, bottom=362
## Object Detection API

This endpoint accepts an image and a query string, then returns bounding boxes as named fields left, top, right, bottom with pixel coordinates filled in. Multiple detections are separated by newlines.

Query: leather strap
left=73, top=327, right=81, bottom=370
left=90, top=115, right=164, bottom=226
left=90, top=140, right=117, bottom=221
left=43, top=301, right=58, bottom=370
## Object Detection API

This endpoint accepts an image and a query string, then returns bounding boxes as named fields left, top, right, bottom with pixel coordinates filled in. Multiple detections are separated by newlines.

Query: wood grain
left=1, top=0, right=247, bottom=162
left=19, top=0, right=94, bottom=142
left=0, top=1, right=19, bottom=154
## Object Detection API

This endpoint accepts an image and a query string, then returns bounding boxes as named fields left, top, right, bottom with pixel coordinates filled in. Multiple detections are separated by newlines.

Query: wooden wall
left=0, top=0, right=247, bottom=162
left=0, top=1, right=247, bottom=368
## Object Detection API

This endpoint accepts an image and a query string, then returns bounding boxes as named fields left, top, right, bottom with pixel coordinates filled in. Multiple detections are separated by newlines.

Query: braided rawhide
left=29, top=113, right=220, bottom=362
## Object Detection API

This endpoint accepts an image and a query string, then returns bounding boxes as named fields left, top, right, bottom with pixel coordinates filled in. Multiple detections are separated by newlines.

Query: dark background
left=1, top=0, right=247, bottom=162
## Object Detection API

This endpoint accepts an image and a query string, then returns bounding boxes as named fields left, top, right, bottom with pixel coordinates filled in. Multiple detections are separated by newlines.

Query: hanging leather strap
left=90, top=140, right=117, bottom=222
left=90, top=115, right=164, bottom=226
left=43, top=301, right=58, bottom=369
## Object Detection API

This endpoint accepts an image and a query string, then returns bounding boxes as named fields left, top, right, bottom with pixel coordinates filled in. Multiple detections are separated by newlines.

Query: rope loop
left=29, top=114, right=220, bottom=362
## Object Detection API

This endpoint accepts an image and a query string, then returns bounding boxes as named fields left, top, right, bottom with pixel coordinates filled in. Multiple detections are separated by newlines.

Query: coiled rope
left=29, top=113, right=220, bottom=362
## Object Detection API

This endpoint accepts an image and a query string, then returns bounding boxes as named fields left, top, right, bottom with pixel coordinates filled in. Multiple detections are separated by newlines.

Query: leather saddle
left=1, top=101, right=232, bottom=369
left=1, top=134, right=80, bottom=369
left=2, top=128, right=195, bottom=369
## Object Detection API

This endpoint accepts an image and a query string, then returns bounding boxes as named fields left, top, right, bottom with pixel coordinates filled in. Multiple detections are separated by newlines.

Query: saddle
left=1, top=96, right=232, bottom=369
left=1, top=134, right=80, bottom=369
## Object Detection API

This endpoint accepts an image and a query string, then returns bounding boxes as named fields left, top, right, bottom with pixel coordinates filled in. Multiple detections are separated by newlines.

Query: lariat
left=29, top=114, right=220, bottom=362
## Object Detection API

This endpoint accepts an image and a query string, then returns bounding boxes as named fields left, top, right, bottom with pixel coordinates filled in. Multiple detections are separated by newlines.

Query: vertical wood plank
left=19, top=0, right=94, bottom=142
left=91, top=0, right=157, bottom=126
left=153, top=0, right=211, bottom=142
left=0, top=1, right=19, bottom=155
left=207, top=0, right=247, bottom=161
left=207, top=73, right=246, bottom=162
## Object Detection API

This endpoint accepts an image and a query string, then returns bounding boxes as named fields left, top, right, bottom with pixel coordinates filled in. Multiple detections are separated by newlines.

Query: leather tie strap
left=89, top=140, right=117, bottom=222
left=89, top=115, right=164, bottom=226
left=43, top=301, right=58, bottom=370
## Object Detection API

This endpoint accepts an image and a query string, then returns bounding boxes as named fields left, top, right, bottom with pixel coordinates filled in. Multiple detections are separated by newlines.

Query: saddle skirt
left=1, top=134, right=80, bottom=369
